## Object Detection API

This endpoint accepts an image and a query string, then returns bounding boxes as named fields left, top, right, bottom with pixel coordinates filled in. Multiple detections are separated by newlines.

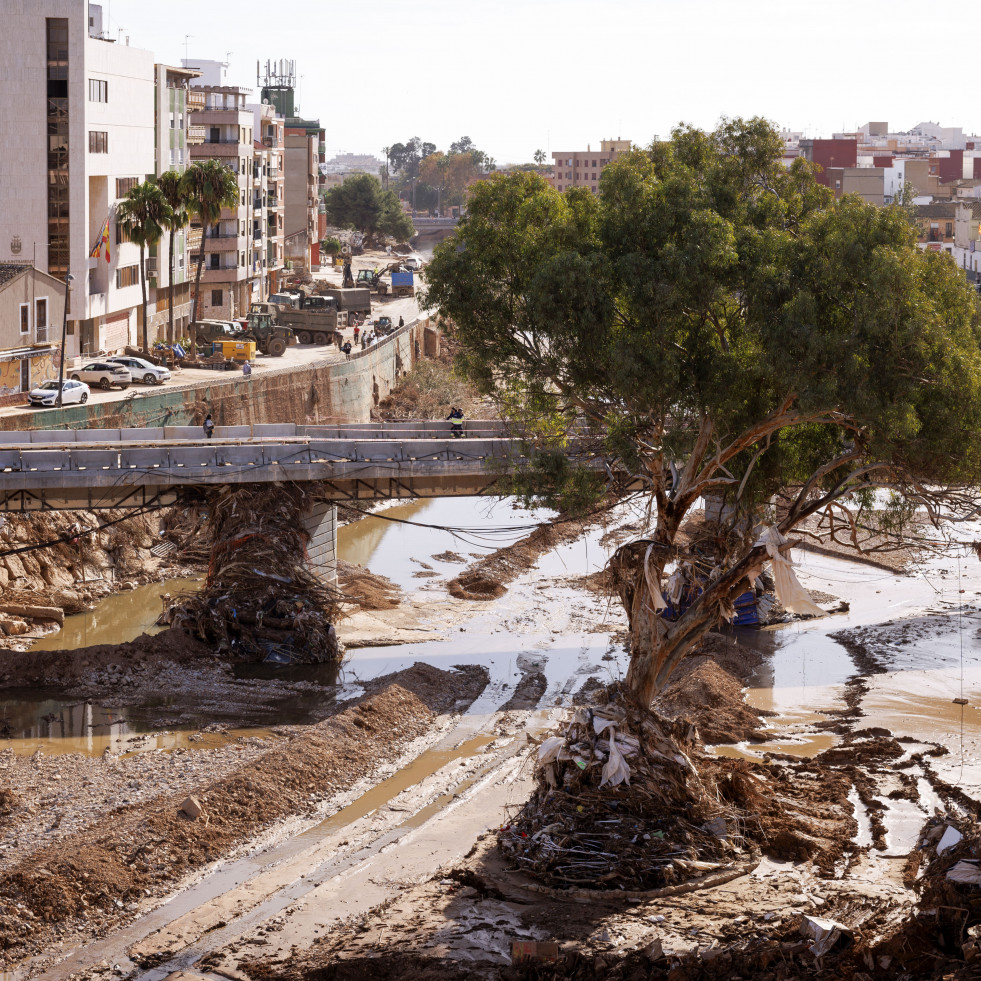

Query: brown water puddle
left=31, top=576, right=202, bottom=652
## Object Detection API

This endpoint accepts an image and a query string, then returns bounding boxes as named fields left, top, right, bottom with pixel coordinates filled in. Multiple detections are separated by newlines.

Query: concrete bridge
left=0, top=421, right=541, bottom=513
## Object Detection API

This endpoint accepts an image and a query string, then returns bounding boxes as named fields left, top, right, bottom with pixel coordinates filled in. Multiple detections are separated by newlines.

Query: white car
left=70, top=361, right=131, bottom=390
left=404, top=257, right=423, bottom=271
left=106, top=356, right=171, bottom=385
left=28, top=379, right=90, bottom=407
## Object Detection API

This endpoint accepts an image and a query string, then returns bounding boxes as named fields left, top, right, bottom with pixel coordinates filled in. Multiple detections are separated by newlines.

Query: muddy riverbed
left=3, top=498, right=981, bottom=979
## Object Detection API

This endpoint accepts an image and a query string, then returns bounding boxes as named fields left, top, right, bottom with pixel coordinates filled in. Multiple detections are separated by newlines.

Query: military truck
left=193, top=317, right=296, bottom=358
left=317, top=287, right=371, bottom=319
left=248, top=301, right=343, bottom=347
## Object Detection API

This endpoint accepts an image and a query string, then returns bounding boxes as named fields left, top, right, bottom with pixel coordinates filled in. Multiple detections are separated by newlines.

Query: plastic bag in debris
left=643, top=543, right=667, bottom=612
left=593, top=714, right=617, bottom=735
left=666, top=567, right=686, bottom=605
left=600, top=735, right=631, bottom=787
left=758, top=527, right=825, bottom=617
left=947, top=860, right=981, bottom=884
left=801, top=915, right=852, bottom=958
left=538, top=736, right=566, bottom=765
left=937, top=825, right=964, bottom=855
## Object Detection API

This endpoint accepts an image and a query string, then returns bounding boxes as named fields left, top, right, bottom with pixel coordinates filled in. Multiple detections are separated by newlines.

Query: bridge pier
left=301, top=501, right=338, bottom=587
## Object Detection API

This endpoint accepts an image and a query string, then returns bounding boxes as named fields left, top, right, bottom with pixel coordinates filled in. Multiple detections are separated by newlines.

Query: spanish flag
left=90, top=215, right=111, bottom=263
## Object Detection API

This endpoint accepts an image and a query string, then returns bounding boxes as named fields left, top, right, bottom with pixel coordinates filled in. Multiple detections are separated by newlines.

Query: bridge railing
left=0, top=420, right=515, bottom=444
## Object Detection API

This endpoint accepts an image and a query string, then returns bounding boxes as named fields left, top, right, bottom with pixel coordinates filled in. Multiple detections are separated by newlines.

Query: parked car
left=404, top=256, right=423, bottom=271
left=106, top=355, right=171, bottom=385
left=28, top=379, right=90, bottom=407
left=70, top=361, right=131, bottom=390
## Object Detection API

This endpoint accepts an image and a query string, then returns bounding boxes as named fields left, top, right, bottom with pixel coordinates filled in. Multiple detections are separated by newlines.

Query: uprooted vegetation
left=169, top=484, right=341, bottom=663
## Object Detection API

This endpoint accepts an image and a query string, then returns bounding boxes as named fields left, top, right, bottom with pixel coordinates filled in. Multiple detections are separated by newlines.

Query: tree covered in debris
left=424, top=117, right=981, bottom=708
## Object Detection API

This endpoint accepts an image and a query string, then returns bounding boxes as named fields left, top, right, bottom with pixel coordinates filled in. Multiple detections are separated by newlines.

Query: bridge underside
left=0, top=470, right=504, bottom=512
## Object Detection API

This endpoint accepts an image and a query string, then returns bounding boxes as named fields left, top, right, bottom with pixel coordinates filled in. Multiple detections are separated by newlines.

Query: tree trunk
left=139, top=243, right=149, bottom=353
left=191, top=223, right=208, bottom=358
left=167, top=226, right=176, bottom=346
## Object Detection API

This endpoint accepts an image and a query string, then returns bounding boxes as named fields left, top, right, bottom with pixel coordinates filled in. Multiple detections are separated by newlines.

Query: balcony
left=200, top=266, right=247, bottom=283
left=191, top=141, right=239, bottom=158
left=35, top=326, right=54, bottom=344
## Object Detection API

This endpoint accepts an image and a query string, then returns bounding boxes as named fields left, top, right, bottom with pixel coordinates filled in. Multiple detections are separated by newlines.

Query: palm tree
left=116, top=181, right=171, bottom=353
left=181, top=159, right=240, bottom=354
left=157, top=170, right=190, bottom=346
left=534, top=149, right=546, bottom=169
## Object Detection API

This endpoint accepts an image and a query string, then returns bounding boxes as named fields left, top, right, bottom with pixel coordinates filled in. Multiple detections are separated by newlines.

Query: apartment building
left=149, top=63, right=200, bottom=341
left=187, top=67, right=256, bottom=319
left=549, top=139, right=630, bottom=194
left=0, top=1, right=157, bottom=358
left=249, top=105, right=286, bottom=295
left=285, top=121, right=325, bottom=272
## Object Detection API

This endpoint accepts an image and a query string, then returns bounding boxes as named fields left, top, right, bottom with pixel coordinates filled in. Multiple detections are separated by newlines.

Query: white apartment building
left=0, top=1, right=157, bottom=357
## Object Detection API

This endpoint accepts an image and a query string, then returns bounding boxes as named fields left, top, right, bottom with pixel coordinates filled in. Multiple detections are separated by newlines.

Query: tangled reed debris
left=499, top=685, right=754, bottom=892
left=169, top=484, right=341, bottom=663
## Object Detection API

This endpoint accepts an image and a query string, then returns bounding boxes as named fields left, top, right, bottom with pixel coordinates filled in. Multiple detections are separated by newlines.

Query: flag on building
left=90, top=216, right=111, bottom=263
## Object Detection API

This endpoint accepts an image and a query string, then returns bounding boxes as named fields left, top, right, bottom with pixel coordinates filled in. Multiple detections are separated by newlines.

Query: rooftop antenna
left=224, top=52, right=233, bottom=81
left=184, top=34, right=193, bottom=63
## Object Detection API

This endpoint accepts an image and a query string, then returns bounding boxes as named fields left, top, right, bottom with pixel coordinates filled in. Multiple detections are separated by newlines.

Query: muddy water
left=31, top=576, right=202, bottom=652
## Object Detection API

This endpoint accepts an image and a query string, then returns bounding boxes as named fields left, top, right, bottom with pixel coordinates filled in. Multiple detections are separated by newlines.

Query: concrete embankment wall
left=1, top=319, right=439, bottom=433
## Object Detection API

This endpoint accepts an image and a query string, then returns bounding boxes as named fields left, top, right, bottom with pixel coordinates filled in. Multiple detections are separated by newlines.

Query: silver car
left=70, top=361, right=131, bottom=390
left=106, top=356, right=171, bottom=385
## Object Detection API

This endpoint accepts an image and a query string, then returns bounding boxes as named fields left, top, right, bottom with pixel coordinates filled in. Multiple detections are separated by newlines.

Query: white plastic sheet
left=538, top=736, right=566, bottom=765
left=937, top=825, right=964, bottom=856
left=758, top=526, right=825, bottom=617
left=643, top=544, right=667, bottom=612
left=600, top=734, right=631, bottom=787
left=947, top=860, right=981, bottom=884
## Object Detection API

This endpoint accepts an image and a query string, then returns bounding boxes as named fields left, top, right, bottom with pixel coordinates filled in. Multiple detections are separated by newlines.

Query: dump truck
left=193, top=318, right=296, bottom=358
left=390, top=270, right=415, bottom=298
left=248, top=301, right=343, bottom=347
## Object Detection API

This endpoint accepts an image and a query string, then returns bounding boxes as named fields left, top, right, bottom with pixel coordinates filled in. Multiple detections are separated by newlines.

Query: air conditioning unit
left=145, top=257, right=158, bottom=277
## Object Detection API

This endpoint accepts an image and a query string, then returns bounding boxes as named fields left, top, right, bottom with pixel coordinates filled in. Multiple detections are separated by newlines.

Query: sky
left=109, top=0, right=980, bottom=164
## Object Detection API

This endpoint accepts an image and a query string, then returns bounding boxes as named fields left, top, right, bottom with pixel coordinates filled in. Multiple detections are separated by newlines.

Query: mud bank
left=0, top=662, right=488, bottom=968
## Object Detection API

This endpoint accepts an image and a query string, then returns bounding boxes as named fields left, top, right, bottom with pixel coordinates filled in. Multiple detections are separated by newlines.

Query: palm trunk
left=139, top=242, right=149, bottom=353
left=167, top=226, right=176, bottom=346
left=191, top=223, right=208, bottom=358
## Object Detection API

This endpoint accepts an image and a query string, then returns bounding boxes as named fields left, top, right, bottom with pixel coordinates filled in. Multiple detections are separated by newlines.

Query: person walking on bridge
left=447, top=406, right=464, bottom=438
left=203, top=414, right=215, bottom=439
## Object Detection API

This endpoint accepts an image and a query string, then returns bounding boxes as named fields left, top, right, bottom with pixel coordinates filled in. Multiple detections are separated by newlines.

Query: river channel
left=4, top=498, right=981, bottom=785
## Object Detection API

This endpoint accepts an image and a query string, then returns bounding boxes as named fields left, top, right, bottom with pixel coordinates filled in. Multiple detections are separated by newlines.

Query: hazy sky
left=109, top=0, right=979, bottom=164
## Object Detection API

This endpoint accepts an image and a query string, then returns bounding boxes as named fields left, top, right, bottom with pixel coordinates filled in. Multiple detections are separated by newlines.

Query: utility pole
left=56, top=270, right=74, bottom=408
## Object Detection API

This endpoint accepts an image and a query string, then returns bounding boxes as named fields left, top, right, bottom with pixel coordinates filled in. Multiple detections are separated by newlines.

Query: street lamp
left=56, top=270, right=74, bottom=408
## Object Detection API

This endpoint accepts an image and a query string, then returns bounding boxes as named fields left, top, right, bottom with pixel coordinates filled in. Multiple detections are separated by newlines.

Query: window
left=19, top=303, right=30, bottom=334
left=35, top=297, right=48, bottom=328
left=89, top=130, right=108, bottom=153
left=211, top=289, right=222, bottom=306
left=209, top=127, right=220, bottom=143
left=88, top=78, right=108, bottom=102
left=116, top=177, right=138, bottom=197
left=592, top=173, right=596, bottom=180
left=209, top=254, right=220, bottom=270
left=592, top=160, right=596, bottom=167
left=115, top=264, right=139, bottom=288
left=239, top=251, right=245, bottom=267
left=557, top=185, right=563, bottom=192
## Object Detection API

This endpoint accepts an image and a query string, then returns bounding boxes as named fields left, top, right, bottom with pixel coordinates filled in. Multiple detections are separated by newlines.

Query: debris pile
left=169, top=484, right=340, bottom=663
left=499, top=687, right=755, bottom=893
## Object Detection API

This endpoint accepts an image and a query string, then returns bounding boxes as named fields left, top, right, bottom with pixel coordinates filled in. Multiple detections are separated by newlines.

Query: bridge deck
left=0, top=422, right=552, bottom=511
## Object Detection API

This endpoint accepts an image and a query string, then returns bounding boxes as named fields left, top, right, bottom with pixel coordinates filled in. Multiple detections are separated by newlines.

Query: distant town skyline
left=111, top=0, right=980, bottom=164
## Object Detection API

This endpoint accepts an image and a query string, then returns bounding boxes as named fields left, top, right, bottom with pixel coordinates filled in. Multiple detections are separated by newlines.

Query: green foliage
left=116, top=180, right=171, bottom=351
left=321, top=236, right=342, bottom=255
left=324, top=174, right=412, bottom=244
left=425, top=117, right=981, bottom=696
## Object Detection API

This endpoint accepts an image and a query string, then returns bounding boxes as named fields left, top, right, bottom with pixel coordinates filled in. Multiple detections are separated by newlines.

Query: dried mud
left=0, top=662, right=488, bottom=966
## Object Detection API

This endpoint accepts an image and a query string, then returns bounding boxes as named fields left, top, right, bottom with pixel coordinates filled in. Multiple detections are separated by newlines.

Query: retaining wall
left=1, top=319, right=439, bottom=433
